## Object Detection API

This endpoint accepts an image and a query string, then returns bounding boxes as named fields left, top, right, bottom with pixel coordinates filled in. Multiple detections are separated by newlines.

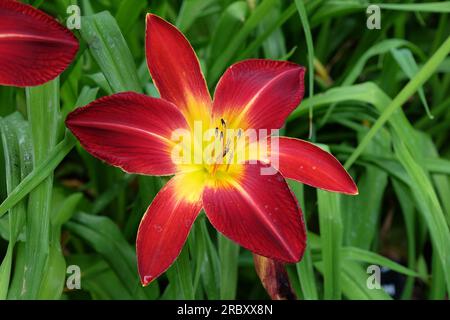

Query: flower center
left=171, top=117, right=248, bottom=181
left=207, top=118, right=244, bottom=175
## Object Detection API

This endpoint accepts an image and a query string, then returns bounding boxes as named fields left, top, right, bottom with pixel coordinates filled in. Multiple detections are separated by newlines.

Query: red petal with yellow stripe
left=66, top=92, right=189, bottom=176
left=273, top=137, right=358, bottom=195
left=203, top=162, right=306, bottom=263
left=0, top=0, right=78, bottom=87
left=145, top=14, right=211, bottom=123
left=137, top=175, right=202, bottom=285
left=213, top=59, right=305, bottom=130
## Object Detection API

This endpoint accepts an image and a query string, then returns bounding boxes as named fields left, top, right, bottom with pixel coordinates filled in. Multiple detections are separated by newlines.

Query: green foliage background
left=0, top=0, right=449, bottom=300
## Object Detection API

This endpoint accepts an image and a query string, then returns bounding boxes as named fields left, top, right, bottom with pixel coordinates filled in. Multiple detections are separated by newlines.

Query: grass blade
left=317, top=145, right=343, bottom=300
left=208, top=0, right=279, bottom=85
left=218, top=233, right=240, bottom=299
left=0, top=134, right=75, bottom=219
left=22, top=78, right=61, bottom=299
left=344, top=36, right=450, bottom=169
left=0, top=114, right=32, bottom=299
left=295, top=0, right=315, bottom=137
left=80, top=11, right=141, bottom=93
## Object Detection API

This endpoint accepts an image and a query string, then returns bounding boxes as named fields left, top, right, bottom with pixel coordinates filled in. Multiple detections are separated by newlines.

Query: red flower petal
left=0, top=0, right=78, bottom=87
left=203, top=162, right=306, bottom=263
left=145, top=14, right=211, bottom=123
left=273, top=137, right=358, bottom=195
left=213, top=59, right=305, bottom=130
left=136, top=175, right=202, bottom=285
left=66, top=92, right=188, bottom=176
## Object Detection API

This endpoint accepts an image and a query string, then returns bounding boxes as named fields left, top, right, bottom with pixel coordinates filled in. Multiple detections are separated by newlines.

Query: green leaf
left=183, top=215, right=227, bottom=301
left=314, top=259, right=392, bottom=300
left=237, top=2, right=296, bottom=60
left=65, top=212, right=159, bottom=300
left=176, top=0, right=216, bottom=32
left=0, top=134, right=76, bottom=219
left=67, top=254, right=134, bottom=300
left=377, top=2, right=450, bottom=13
left=288, top=180, right=318, bottom=300
left=344, top=36, right=450, bottom=169
left=80, top=11, right=141, bottom=93
left=115, top=0, right=147, bottom=36
left=393, top=135, right=450, bottom=293
left=340, top=261, right=392, bottom=300
left=289, top=79, right=450, bottom=293
left=391, top=48, right=433, bottom=119
left=258, top=1, right=287, bottom=59
left=218, top=233, right=239, bottom=299
left=312, top=0, right=450, bottom=25
left=295, top=0, right=315, bottom=135
left=342, top=39, right=418, bottom=86
left=0, top=113, right=32, bottom=299
left=199, top=217, right=221, bottom=299
left=342, top=128, right=390, bottom=249
left=392, top=179, right=417, bottom=299
left=20, top=78, right=62, bottom=299
left=171, top=245, right=195, bottom=299
left=317, top=145, right=343, bottom=300
left=341, top=246, right=423, bottom=279
left=208, top=1, right=248, bottom=65
left=208, top=0, right=279, bottom=85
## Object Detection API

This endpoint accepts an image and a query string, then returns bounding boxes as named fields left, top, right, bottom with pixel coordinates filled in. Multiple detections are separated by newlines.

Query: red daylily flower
left=66, top=14, right=358, bottom=286
left=0, top=0, right=79, bottom=87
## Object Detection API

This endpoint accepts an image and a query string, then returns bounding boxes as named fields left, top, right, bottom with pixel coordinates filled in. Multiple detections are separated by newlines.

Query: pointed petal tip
left=145, top=12, right=211, bottom=116
left=145, top=13, right=169, bottom=28
left=135, top=175, right=202, bottom=286
left=140, top=274, right=155, bottom=287
left=145, top=12, right=155, bottom=23
left=319, top=183, right=359, bottom=196
left=145, top=13, right=160, bottom=31
left=275, top=137, right=360, bottom=196
left=341, top=178, right=359, bottom=196
left=350, top=184, right=359, bottom=196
